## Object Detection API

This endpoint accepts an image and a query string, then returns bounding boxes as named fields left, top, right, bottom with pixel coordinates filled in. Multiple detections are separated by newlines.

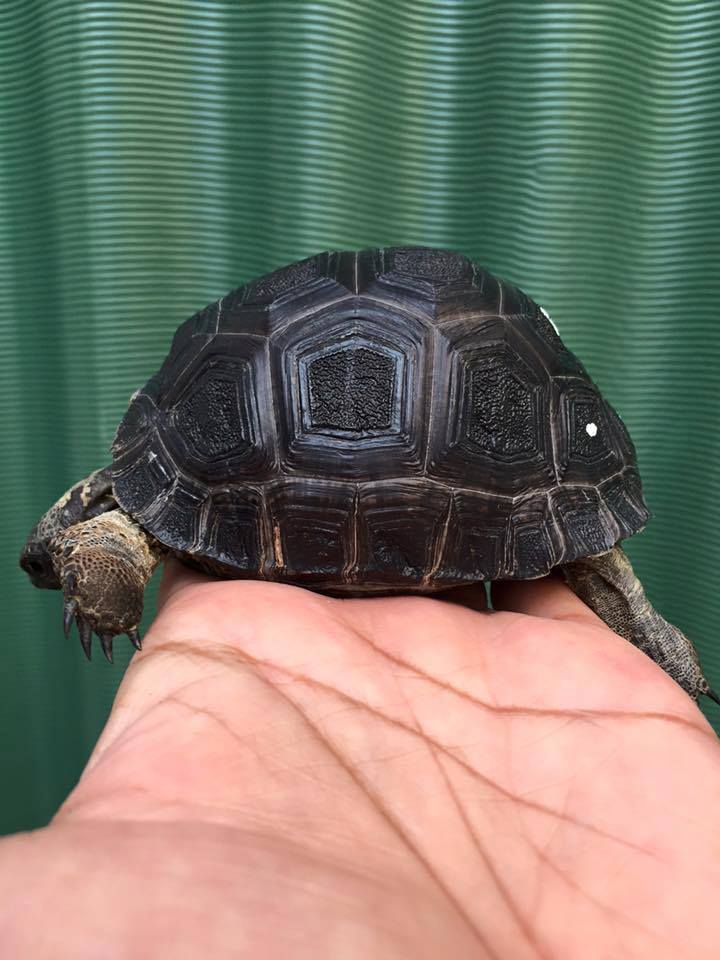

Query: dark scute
left=551, top=487, right=618, bottom=560
left=512, top=520, right=555, bottom=577
left=386, top=247, right=472, bottom=283
left=462, top=527, right=505, bottom=578
left=113, top=457, right=169, bottom=514
left=148, top=480, right=206, bottom=551
left=245, top=252, right=330, bottom=303
left=532, top=306, right=563, bottom=350
left=149, top=315, right=213, bottom=393
left=112, top=395, right=149, bottom=454
left=355, top=482, right=448, bottom=582
left=175, top=374, right=250, bottom=458
left=267, top=480, right=355, bottom=579
left=498, top=280, right=537, bottom=317
left=159, top=345, right=274, bottom=484
left=600, top=471, right=651, bottom=535
left=190, top=300, right=220, bottom=336
left=556, top=383, right=623, bottom=484
left=333, top=250, right=360, bottom=293
left=440, top=491, right=512, bottom=581
left=273, top=300, right=427, bottom=480
left=605, top=403, right=637, bottom=461
left=464, top=361, right=537, bottom=456
left=511, top=308, right=587, bottom=378
left=367, top=522, right=427, bottom=578
left=308, top=347, right=395, bottom=432
left=427, top=327, right=553, bottom=495
left=569, top=396, right=610, bottom=461
left=217, top=284, right=245, bottom=323
left=567, top=505, right=611, bottom=556
left=283, top=519, right=348, bottom=575
left=206, top=488, right=262, bottom=571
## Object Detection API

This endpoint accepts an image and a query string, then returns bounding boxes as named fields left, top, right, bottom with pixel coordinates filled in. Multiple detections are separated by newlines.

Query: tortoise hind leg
left=561, top=545, right=718, bottom=704
left=50, top=510, right=163, bottom=662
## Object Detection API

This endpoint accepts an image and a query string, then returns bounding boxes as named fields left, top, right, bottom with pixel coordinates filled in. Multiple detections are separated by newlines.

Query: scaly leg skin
left=50, top=510, right=163, bottom=662
left=562, top=545, right=719, bottom=705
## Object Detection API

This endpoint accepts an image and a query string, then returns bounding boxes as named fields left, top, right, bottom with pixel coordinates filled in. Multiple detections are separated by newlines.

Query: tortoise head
left=20, top=467, right=116, bottom=590
left=20, top=521, right=61, bottom=589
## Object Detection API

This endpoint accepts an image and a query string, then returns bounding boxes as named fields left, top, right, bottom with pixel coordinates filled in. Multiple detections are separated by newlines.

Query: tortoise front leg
left=20, top=467, right=116, bottom=589
left=562, top=545, right=718, bottom=704
left=51, top=510, right=163, bottom=662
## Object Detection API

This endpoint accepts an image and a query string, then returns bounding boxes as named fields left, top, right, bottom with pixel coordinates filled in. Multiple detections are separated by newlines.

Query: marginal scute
left=437, top=490, right=511, bottom=582
left=205, top=487, right=263, bottom=572
left=510, top=492, right=561, bottom=576
left=190, top=300, right=220, bottom=337
left=599, top=470, right=650, bottom=536
left=114, top=460, right=157, bottom=512
left=147, top=478, right=206, bottom=551
left=605, top=404, right=637, bottom=461
left=354, top=481, right=449, bottom=584
left=265, top=479, right=355, bottom=581
left=531, top=305, right=564, bottom=350
left=111, top=246, right=650, bottom=587
left=512, top=520, right=556, bottom=578
left=551, top=486, right=619, bottom=560
left=512, top=307, right=587, bottom=377
left=111, top=393, right=152, bottom=455
left=112, top=443, right=174, bottom=517
left=497, top=279, right=536, bottom=317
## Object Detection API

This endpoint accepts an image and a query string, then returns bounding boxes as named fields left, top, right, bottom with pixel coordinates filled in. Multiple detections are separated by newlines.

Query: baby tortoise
left=20, top=247, right=718, bottom=705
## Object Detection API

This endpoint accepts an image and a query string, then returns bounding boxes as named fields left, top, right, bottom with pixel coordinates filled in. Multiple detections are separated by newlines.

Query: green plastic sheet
left=1, top=1, right=719, bottom=834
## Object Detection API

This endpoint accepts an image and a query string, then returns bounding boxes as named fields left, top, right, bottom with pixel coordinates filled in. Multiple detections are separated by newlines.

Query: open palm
left=2, top=561, right=720, bottom=959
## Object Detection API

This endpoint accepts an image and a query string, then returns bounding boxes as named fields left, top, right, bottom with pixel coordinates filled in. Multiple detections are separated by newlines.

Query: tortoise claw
left=100, top=633, right=114, bottom=664
left=78, top=619, right=92, bottom=661
left=128, top=627, right=142, bottom=651
left=63, top=599, right=78, bottom=639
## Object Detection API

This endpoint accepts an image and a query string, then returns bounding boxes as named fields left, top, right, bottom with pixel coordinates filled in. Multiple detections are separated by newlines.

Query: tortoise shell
left=110, top=246, right=649, bottom=593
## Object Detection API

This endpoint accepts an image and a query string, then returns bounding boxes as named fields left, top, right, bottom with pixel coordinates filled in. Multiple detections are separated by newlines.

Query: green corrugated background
left=1, top=0, right=719, bottom=835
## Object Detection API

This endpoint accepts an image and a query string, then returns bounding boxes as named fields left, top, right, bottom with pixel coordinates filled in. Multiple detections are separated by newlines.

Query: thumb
left=157, top=557, right=214, bottom=611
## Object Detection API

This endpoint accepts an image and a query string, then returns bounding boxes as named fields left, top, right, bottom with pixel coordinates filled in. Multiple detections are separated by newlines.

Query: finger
left=491, top=572, right=606, bottom=628
left=157, top=557, right=213, bottom=611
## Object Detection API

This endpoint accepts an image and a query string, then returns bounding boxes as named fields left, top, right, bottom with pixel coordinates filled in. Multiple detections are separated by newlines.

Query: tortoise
left=19, top=246, right=717, bottom=704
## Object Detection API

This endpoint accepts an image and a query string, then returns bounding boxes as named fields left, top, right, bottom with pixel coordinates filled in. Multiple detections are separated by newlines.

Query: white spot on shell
left=540, top=306, right=560, bottom=335
left=585, top=422, right=598, bottom=437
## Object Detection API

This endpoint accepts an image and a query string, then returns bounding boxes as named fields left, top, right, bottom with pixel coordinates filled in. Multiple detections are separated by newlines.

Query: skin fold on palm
left=1, top=563, right=719, bottom=960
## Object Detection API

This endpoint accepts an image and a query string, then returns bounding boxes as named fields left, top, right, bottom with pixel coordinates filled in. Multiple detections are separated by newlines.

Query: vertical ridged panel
left=1, top=0, right=719, bottom=832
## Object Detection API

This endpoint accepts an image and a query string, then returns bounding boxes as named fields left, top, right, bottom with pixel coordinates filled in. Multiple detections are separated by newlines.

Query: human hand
left=2, top=562, right=720, bottom=959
